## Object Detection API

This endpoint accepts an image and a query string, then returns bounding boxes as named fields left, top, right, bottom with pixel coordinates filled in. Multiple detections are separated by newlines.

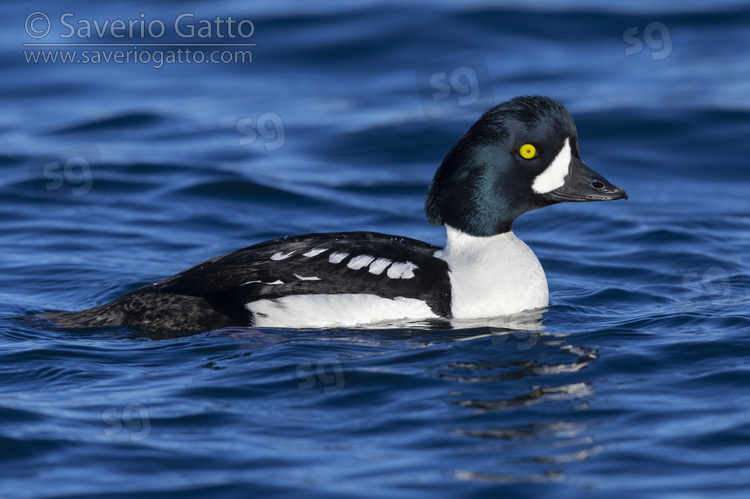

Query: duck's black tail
left=42, top=288, right=240, bottom=333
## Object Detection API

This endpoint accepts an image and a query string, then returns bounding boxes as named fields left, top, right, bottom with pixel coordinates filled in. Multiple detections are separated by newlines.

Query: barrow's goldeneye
left=44, top=96, right=627, bottom=332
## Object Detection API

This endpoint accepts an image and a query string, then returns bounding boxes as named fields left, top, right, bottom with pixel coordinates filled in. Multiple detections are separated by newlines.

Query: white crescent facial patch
left=531, top=137, right=571, bottom=194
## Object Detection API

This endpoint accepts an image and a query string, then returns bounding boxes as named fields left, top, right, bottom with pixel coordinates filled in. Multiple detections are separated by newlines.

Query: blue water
left=2, top=1, right=750, bottom=497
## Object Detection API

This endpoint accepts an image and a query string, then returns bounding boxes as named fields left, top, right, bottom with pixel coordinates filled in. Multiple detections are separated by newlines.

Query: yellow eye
left=519, top=144, right=537, bottom=159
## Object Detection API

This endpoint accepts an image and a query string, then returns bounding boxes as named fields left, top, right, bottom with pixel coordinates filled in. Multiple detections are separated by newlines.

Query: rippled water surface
left=2, top=1, right=750, bottom=497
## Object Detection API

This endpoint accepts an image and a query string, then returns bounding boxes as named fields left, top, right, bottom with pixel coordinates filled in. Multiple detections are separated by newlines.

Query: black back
left=157, top=231, right=451, bottom=317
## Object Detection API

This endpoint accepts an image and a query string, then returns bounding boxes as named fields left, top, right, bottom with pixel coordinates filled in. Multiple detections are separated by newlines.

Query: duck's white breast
left=436, top=226, right=548, bottom=318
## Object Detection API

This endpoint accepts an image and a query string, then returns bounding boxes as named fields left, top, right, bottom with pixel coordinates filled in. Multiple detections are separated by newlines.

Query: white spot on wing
left=303, top=248, right=328, bottom=258
left=266, top=280, right=284, bottom=285
left=347, top=255, right=376, bottom=270
left=532, top=137, right=571, bottom=194
left=240, top=280, right=261, bottom=286
left=368, top=257, right=392, bottom=275
left=387, top=261, right=418, bottom=279
left=271, top=251, right=295, bottom=261
left=294, top=273, right=321, bottom=281
left=328, top=251, right=349, bottom=264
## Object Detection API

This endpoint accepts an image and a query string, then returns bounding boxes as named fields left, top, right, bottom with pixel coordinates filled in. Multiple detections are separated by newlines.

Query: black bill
left=546, top=156, right=628, bottom=202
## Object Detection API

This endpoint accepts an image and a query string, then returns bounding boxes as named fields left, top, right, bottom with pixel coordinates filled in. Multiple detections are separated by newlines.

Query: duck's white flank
left=246, top=294, right=436, bottom=328
left=436, top=226, right=548, bottom=318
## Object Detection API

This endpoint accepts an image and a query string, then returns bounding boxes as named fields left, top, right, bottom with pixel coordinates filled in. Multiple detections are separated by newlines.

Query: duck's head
left=425, top=95, right=627, bottom=236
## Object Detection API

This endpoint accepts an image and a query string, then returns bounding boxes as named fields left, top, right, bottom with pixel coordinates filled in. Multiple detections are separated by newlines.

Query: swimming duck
left=45, top=96, right=626, bottom=332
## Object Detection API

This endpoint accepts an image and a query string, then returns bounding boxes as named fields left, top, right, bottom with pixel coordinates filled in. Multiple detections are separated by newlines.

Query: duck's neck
left=438, top=225, right=517, bottom=259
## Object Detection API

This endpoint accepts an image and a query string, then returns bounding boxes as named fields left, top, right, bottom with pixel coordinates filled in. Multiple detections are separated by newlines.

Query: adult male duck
left=45, top=96, right=627, bottom=332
